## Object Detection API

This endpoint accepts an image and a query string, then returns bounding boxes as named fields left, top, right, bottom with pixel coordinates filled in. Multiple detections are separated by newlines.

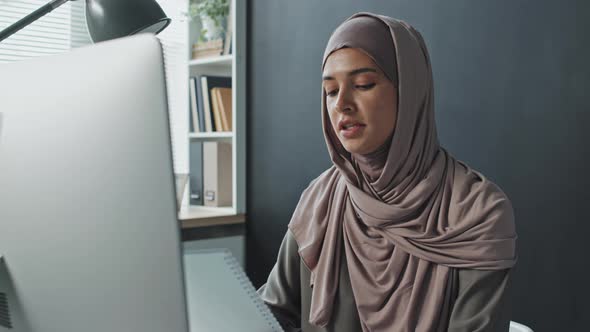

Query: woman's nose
left=334, top=88, right=353, bottom=113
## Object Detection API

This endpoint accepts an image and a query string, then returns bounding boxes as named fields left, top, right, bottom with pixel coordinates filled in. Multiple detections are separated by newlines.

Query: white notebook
left=183, top=249, right=283, bottom=332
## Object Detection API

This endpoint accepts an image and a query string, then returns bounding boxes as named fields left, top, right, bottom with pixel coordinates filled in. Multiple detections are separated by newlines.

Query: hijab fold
left=288, top=12, right=517, bottom=332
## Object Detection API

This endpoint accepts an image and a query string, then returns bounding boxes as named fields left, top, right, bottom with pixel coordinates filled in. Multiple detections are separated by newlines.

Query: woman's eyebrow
left=322, top=67, right=378, bottom=81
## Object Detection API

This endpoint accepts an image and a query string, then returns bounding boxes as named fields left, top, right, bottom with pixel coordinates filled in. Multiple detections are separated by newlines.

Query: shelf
left=183, top=0, right=246, bottom=224
left=189, top=54, right=233, bottom=67
left=179, top=205, right=245, bottom=229
left=188, top=132, right=233, bottom=141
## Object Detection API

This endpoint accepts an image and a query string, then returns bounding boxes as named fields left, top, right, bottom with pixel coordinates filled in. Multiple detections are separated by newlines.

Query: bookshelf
left=188, top=54, right=232, bottom=66
left=178, top=0, right=246, bottom=228
left=188, top=132, right=233, bottom=140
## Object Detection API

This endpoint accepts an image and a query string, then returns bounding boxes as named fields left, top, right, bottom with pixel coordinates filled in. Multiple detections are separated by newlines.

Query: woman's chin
left=342, top=143, right=371, bottom=155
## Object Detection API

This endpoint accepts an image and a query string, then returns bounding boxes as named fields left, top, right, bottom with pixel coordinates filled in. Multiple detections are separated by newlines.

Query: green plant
left=189, top=0, right=229, bottom=27
left=188, top=0, right=229, bottom=42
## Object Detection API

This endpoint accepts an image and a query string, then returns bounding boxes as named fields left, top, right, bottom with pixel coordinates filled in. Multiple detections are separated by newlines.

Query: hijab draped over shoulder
left=288, top=12, right=517, bottom=332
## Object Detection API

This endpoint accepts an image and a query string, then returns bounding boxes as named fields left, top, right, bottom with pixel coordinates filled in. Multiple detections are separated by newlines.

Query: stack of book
left=189, top=75, right=232, bottom=133
left=192, top=39, right=223, bottom=59
left=189, top=75, right=233, bottom=208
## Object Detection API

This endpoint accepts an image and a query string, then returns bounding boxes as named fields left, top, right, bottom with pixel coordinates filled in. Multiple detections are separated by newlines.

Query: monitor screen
left=0, top=34, right=189, bottom=332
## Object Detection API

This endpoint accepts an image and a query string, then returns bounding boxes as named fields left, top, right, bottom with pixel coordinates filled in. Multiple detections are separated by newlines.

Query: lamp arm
left=0, top=0, right=73, bottom=43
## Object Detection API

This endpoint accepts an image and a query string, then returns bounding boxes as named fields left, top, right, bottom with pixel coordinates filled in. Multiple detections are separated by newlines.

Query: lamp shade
left=86, top=0, right=171, bottom=43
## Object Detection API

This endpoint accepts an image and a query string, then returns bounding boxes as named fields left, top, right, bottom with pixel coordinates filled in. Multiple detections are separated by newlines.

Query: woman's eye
left=356, top=83, right=376, bottom=90
left=325, top=83, right=374, bottom=97
left=326, top=89, right=338, bottom=97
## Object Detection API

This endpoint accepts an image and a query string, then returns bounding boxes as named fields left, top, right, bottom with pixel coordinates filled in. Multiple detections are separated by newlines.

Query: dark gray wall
left=246, top=1, right=590, bottom=331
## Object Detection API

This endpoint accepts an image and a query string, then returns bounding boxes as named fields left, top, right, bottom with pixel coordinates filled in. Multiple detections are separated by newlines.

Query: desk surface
left=179, top=205, right=246, bottom=229
left=183, top=249, right=282, bottom=332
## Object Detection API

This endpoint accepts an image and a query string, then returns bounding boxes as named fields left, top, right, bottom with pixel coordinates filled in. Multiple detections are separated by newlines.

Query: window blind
left=156, top=0, right=189, bottom=175
left=0, top=0, right=91, bottom=62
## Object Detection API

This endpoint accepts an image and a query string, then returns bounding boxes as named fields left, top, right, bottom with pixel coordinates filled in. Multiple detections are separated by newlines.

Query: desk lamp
left=0, top=0, right=171, bottom=43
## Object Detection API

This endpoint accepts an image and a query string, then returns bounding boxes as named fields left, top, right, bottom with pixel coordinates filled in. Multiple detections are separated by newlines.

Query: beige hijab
left=288, top=12, right=517, bottom=331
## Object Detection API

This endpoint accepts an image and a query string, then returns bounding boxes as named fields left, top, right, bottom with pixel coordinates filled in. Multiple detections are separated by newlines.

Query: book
left=200, top=76, right=214, bottom=132
left=191, top=39, right=223, bottom=60
left=203, top=141, right=232, bottom=207
left=192, top=48, right=223, bottom=59
left=188, top=95, right=194, bottom=133
left=189, top=77, right=200, bottom=133
left=200, top=75, right=232, bottom=132
left=183, top=249, right=282, bottom=331
left=189, top=141, right=203, bottom=205
left=195, top=76, right=206, bottom=132
left=213, top=87, right=232, bottom=131
left=211, top=87, right=224, bottom=132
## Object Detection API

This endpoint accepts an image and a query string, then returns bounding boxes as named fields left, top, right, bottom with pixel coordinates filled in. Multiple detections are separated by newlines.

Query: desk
left=179, top=205, right=246, bottom=229
left=180, top=208, right=247, bottom=267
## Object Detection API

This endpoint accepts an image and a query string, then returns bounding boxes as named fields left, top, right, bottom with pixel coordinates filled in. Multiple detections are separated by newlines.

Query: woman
left=258, top=12, right=517, bottom=332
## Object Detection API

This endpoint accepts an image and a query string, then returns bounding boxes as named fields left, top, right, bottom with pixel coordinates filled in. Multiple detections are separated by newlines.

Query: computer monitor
left=0, top=35, right=189, bottom=332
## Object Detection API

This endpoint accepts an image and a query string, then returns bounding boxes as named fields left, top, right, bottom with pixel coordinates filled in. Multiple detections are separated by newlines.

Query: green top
left=258, top=229, right=512, bottom=332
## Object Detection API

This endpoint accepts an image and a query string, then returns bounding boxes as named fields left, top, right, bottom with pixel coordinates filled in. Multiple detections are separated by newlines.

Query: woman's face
left=322, top=47, right=398, bottom=155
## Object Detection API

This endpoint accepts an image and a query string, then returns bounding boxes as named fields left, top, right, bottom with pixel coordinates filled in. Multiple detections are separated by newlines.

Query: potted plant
left=189, top=0, right=229, bottom=42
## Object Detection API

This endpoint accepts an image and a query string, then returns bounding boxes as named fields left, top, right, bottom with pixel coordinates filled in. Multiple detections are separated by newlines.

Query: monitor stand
left=0, top=255, right=31, bottom=332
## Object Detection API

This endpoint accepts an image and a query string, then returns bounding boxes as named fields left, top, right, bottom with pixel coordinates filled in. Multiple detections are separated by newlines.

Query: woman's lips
left=340, top=124, right=366, bottom=138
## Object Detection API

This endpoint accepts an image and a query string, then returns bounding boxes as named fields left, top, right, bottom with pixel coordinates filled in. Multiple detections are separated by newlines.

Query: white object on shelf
left=199, top=14, right=225, bottom=40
